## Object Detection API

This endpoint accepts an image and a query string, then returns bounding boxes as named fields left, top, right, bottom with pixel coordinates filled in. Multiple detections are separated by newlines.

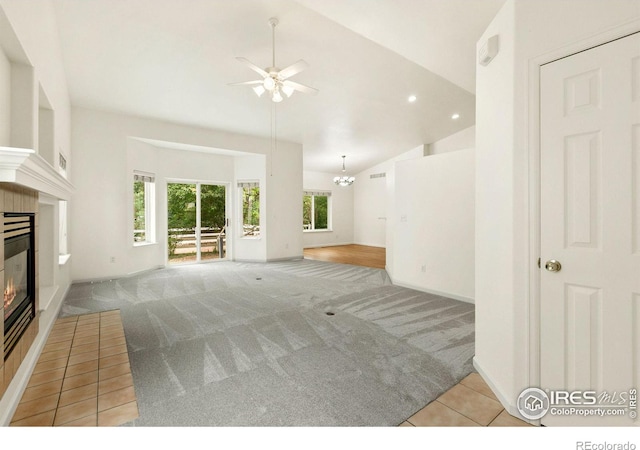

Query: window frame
left=303, top=190, right=332, bottom=232
left=239, top=181, right=261, bottom=239
left=133, top=171, right=156, bottom=246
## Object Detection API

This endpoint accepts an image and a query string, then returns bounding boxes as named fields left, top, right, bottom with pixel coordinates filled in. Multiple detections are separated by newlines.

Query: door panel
left=167, top=183, right=197, bottom=264
left=200, top=184, right=226, bottom=261
left=540, top=33, right=640, bottom=426
left=564, top=131, right=601, bottom=249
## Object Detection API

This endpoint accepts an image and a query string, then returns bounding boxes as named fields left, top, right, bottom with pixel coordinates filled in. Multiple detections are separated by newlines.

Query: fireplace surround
left=3, top=213, right=35, bottom=361
left=0, top=184, right=39, bottom=402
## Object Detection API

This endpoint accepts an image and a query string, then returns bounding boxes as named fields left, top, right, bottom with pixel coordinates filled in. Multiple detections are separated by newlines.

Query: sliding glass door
left=167, top=182, right=226, bottom=264
left=200, top=184, right=226, bottom=261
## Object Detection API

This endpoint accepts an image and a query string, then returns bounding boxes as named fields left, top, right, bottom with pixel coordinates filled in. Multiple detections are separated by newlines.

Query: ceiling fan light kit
left=333, top=155, right=355, bottom=186
left=230, top=17, right=318, bottom=103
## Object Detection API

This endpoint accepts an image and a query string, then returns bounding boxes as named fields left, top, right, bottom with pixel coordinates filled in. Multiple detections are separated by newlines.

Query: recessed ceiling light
left=451, top=113, right=460, bottom=120
left=408, top=95, right=417, bottom=103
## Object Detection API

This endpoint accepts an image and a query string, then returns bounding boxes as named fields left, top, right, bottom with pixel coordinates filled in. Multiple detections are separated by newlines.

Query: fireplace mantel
left=0, top=147, right=74, bottom=200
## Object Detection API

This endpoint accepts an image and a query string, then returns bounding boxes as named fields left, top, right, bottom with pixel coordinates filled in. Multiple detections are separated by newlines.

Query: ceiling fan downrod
left=269, top=17, right=278, bottom=69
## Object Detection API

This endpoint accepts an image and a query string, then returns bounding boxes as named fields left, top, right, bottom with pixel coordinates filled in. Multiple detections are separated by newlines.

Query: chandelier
left=333, top=155, right=355, bottom=186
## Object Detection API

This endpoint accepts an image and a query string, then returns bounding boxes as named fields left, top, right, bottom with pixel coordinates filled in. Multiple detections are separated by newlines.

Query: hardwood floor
left=303, top=244, right=386, bottom=269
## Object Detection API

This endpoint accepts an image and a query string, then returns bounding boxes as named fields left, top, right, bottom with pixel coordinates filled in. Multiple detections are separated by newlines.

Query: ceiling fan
left=229, top=17, right=318, bottom=102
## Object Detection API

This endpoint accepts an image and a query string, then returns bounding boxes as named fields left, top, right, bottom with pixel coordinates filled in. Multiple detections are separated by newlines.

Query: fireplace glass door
left=3, top=241, right=29, bottom=321
left=3, top=213, right=35, bottom=360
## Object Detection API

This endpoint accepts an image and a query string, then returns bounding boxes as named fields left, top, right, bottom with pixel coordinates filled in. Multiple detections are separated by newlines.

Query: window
left=134, top=172, right=156, bottom=244
left=239, top=182, right=260, bottom=237
left=303, top=191, right=330, bottom=231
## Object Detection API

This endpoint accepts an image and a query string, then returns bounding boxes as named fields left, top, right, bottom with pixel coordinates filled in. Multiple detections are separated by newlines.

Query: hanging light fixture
left=229, top=18, right=318, bottom=103
left=272, top=88, right=283, bottom=103
left=333, top=155, right=355, bottom=186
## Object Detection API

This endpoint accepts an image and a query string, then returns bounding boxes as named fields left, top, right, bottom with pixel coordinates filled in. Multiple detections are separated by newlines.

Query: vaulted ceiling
left=52, top=0, right=505, bottom=174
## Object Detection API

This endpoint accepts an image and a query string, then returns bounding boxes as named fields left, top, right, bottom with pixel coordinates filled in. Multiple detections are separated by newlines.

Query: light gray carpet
left=60, top=259, right=475, bottom=426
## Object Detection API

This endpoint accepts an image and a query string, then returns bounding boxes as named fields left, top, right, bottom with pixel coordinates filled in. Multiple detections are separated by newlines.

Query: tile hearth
left=10, top=310, right=138, bottom=426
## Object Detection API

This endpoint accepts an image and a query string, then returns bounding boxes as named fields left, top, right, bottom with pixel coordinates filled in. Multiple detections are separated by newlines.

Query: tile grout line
left=97, top=313, right=104, bottom=426
left=434, top=399, right=484, bottom=426
left=485, top=408, right=505, bottom=426
left=58, top=316, right=95, bottom=426
left=459, top=381, right=501, bottom=404
left=487, top=410, right=504, bottom=427
left=50, top=317, right=76, bottom=426
left=437, top=397, right=505, bottom=427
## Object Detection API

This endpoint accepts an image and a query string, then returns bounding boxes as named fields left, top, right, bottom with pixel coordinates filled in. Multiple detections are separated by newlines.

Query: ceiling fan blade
left=228, top=80, right=263, bottom=86
left=278, top=59, right=309, bottom=80
left=235, top=57, right=268, bottom=78
left=282, top=80, right=318, bottom=95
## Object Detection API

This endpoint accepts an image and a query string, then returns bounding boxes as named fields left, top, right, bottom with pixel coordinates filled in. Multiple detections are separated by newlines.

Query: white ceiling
left=295, top=0, right=506, bottom=94
left=52, top=0, right=504, bottom=174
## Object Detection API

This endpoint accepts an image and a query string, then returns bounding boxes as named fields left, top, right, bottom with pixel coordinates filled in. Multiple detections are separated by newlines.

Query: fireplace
left=3, top=213, right=35, bottom=361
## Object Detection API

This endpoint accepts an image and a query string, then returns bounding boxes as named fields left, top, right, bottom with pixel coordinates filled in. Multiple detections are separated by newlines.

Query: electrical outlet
left=421, top=265, right=426, bottom=273
left=110, top=257, right=116, bottom=263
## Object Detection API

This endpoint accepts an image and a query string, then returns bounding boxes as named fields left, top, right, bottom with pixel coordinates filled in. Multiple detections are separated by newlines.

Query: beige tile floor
left=10, top=310, right=139, bottom=426
left=399, top=373, right=533, bottom=427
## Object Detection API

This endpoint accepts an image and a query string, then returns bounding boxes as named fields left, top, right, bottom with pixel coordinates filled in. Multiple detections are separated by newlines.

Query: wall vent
left=369, top=172, right=386, bottom=179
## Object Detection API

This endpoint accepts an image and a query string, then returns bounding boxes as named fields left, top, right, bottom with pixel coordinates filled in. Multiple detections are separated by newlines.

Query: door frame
left=165, top=178, right=232, bottom=265
left=527, top=20, right=640, bottom=422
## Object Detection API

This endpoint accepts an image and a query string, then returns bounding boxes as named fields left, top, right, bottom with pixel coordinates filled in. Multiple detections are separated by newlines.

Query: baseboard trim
left=302, top=242, right=353, bottom=249
left=387, top=274, right=474, bottom=304
left=233, top=256, right=304, bottom=263
left=473, top=357, right=534, bottom=424
left=39, top=285, right=60, bottom=311
left=266, top=256, right=304, bottom=262
left=128, top=265, right=165, bottom=278
left=73, top=265, right=164, bottom=285
left=0, top=282, right=68, bottom=426
left=352, top=242, right=385, bottom=248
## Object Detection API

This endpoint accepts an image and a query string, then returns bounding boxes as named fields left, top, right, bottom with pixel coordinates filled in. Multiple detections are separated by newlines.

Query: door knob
left=544, top=260, right=562, bottom=272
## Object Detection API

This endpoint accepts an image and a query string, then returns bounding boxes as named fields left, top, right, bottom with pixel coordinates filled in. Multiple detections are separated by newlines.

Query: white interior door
left=540, top=32, right=640, bottom=426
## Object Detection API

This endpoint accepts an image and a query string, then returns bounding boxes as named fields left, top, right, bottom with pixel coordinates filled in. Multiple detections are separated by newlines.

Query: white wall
left=265, top=143, right=303, bottom=261
left=353, top=146, right=423, bottom=253
left=353, top=162, right=389, bottom=248
left=0, top=46, right=9, bottom=146
left=474, top=0, right=640, bottom=414
left=354, top=131, right=476, bottom=277
left=393, top=149, right=475, bottom=302
left=429, top=125, right=475, bottom=155
left=235, top=155, right=267, bottom=261
left=302, top=170, right=354, bottom=248
left=71, top=107, right=303, bottom=281
left=474, top=0, right=518, bottom=413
